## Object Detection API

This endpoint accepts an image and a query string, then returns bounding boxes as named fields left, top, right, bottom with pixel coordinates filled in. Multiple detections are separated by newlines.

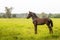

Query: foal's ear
left=29, top=11, right=32, bottom=14
left=29, top=11, right=31, bottom=13
left=29, top=11, right=31, bottom=14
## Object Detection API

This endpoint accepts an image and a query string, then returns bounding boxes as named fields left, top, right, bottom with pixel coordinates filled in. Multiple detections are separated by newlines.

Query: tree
left=2, top=14, right=6, bottom=18
left=48, top=13, right=52, bottom=18
left=41, top=12, right=47, bottom=18
left=5, top=7, right=13, bottom=18
left=0, top=16, right=2, bottom=18
left=54, top=14, right=60, bottom=18
left=12, top=14, right=16, bottom=18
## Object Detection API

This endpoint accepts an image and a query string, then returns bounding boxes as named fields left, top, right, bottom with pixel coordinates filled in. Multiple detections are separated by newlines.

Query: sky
left=0, top=0, right=60, bottom=14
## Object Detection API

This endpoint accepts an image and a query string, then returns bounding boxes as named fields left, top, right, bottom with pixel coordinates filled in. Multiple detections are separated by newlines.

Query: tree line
left=0, top=7, right=60, bottom=18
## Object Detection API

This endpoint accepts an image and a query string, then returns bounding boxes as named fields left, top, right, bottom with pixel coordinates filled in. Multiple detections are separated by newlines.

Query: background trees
left=5, top=7, right=13, bottom=18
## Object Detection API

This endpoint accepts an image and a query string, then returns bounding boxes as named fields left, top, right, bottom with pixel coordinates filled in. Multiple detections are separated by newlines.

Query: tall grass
left=0, top=18, right=60, bottom=40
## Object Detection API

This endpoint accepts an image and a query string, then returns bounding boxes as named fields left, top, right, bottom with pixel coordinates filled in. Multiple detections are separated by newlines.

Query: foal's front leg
left=34, top=22, right=37, bottom=34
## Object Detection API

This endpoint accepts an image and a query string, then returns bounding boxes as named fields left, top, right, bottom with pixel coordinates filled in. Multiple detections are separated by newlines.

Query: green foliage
left=48, top=13, right=53, bottom=18
left=5, top=7, right=12, bottom=18
left=2, top=14, right=6, bottom=18
left=12, top=14, right=16, bottom=18
left=40, top=12, right=48, bottom=18
left=54, top=14, right=60, bottom=18
left=0, top=15, right=2, bottom=18
left=0, top=12, right=60, bottom=18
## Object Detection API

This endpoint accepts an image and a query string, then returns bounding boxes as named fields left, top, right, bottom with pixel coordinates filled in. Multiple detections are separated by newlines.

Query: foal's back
left=34, top=18, right=50, bottom=25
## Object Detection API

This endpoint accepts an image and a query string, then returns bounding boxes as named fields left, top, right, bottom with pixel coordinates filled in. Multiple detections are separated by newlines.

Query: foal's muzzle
left=27, top=17, right=29, bottom=19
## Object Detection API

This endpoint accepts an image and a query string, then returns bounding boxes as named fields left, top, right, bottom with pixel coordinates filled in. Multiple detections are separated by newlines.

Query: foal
left=27, top=11, right=53, bottom=34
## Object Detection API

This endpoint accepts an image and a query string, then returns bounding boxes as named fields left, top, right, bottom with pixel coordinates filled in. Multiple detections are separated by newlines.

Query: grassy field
left=0, top=18, right=60, bottom=40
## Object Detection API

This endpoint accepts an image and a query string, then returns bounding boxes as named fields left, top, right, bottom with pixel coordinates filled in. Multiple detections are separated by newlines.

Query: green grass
left=0, top=18, right=60, bottom=40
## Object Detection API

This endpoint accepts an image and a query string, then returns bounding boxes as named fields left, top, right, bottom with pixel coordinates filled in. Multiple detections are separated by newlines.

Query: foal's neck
left=32, top=15, right=38, bottom=20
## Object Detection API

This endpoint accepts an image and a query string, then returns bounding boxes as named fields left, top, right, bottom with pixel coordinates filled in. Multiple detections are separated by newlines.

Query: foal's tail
left=50, top=20, right=53, bottom=27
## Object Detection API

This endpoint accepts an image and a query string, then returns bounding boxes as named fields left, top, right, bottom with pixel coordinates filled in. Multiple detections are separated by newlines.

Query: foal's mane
left=30, top=12, right=38, bottom=18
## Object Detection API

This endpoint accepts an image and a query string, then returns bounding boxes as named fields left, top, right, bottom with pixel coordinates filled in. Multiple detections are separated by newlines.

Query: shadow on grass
left=39, top=34, right=60, bottom=40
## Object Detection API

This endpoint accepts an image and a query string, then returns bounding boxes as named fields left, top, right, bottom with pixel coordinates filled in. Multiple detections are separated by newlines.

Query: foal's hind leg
left=46, top=23, right=53, bottom=34
left=48, top=26, right=53, bottom=34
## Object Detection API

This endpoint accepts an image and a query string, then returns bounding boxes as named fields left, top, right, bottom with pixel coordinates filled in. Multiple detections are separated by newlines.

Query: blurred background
left=0, top=0, right=60, bottom=18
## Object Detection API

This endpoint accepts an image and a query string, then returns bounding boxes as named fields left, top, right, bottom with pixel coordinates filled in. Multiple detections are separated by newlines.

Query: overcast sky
left=0, top=0, right=60, bottom=14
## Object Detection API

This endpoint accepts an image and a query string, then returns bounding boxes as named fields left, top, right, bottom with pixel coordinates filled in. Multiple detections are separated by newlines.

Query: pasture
left=0, top=18, right=60, bottom=40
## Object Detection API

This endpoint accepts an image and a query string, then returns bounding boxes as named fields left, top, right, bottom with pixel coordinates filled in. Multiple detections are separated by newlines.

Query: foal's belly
left=37, top=20, right=45, bottom=25
left=37, top=23, right=45, bottom=25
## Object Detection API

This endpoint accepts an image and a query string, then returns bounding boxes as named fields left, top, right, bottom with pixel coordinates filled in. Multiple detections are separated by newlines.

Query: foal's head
left=27, top=11, right=33, bottom=19
left=27, top=11, right=38, bottom=19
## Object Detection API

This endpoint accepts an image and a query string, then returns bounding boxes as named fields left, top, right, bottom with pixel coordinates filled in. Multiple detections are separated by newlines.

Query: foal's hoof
left=35, top=33, right=37, bottom=34
left=49, top=32, right=53, bottom=34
